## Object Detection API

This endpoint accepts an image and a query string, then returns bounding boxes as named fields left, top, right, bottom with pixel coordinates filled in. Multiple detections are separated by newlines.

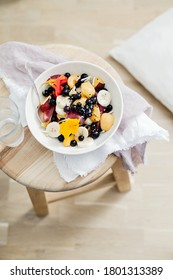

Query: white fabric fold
left=110, top=8, right=173, bottom=113
left=0, top=41, right=169, bottom=182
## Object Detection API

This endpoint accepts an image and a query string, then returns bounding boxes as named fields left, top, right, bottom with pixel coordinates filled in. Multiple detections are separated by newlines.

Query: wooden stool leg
left=26, top=187, right=49, bottom=217
left=111, top=158, right=131, bottom=192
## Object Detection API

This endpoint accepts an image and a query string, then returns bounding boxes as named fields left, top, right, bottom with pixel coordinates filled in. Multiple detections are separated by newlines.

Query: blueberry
left=105, top=104, right=113, bottom=113
left=91, top=131, right=100, bottom=139
left=84, top=104, right=90, bottom=110
left=70, top=95, right=76, bottom=101
left=89, top=104, right=94, bottom=110
left=86, top=99, right=93, bottom=106
left=71, top=105, right=77, bottom=112
left=58, top=134, right=64, bottom=142
left=91, top=123, right=97, bottom=130
left=90, top=96, right=97, bottom=104
left=64, top=105, right=70, bottom=113
left=75, top=79, right=81, bottom=87
left=71, top=94, right=79, bottom=101
left=78, top=108, right=85, bottom=116
left=51, top=115, right=57, bottom=122
left=70, top=140, right=77, bottom=147
left=49, top=98, right=56, bottom=106
left=62, top=88, right=69, bottom=96
left=48, top=87, right=54, bottom=94
left=85, top=108, right=92, bottom=117
left=81, top=73, right=88, bottom=79
left=64, top=84, right=70, bottom=90
left=64, top=72, right=70, bottom=78
left=76, top=102, right=82, bottom=109
left=42, top=89, right=50, bottom=97
left=78, top=135, right=84, bottom=141
left=76, top=93, right=81, bottom=99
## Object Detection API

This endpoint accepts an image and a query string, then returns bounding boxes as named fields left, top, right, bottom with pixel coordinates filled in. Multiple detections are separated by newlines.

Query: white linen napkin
left=0, top=41, right=169, bottom=182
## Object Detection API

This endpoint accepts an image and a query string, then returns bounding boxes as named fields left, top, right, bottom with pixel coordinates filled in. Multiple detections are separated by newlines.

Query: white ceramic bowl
left=26, top=61, right=123, bottom=155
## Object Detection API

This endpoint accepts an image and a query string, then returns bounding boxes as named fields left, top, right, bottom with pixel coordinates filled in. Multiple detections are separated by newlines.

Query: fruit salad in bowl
left=26, top=61, right=123, bottom=155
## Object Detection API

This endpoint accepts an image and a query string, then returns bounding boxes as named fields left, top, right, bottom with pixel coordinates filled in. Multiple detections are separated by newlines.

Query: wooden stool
left=0, top=44, right=131, bottom=217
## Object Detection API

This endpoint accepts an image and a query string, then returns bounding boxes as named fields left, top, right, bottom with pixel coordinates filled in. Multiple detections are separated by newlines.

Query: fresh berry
left=76, top=93, right=81, bottom=99
left=62, top=88, right=69, bottom=96
left=91, top=123, right=97, bottom=131
left=84, top=104, right=89, bottom=110
left=70, top=140, right=77, bottom=146
left=71, top=105, right=77, bottom=112
left=42, top=89, right=50, bottom=97
left=78, top=107, right=85, bottom=116
left=48, top=86, right=54, bottom=94
left=78, top=135, right=84, bottom=141
left=105, top=104, right=113, bottom=113
left=49, top=98, right=56, bottom=106
left=86, top=99, right=93, bottom=106
left=90, top=96, right=97, bottom=104
left=64, top=84, right=70, bottom=90
left=64, top=72, right=70, bottom=78
left=75, top=79, right=82, bottom=87
left=76, top=102, right=82, bottom=109
left=85, top=108, right=92, bottom=117
left=81, top=73, right=88, bottom=79
left=58, top=134, right=64, bottom=142
left=91, top=130, right=100, bottom=139
left=51, top=115, right=57, bottom=122
left=64, top=105, right=70, bottom=113
left=70, top=94, right=80, bottom=101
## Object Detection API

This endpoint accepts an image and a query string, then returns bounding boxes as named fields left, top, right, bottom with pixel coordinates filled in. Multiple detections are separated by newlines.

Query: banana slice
left=97, top=89, right=111, bottom=107
left=75, top=127, right=88, bottom=140
left=56, top=106, right=65, bottom=115
left=68, top=74, right=79, bottom=88
left=85, top=118, right=92, bottom=125
left=77, top=137, right=94, bottom=148
left=56, top=96, right=71, bottom=108
left=46, top=122, right=60, bottom=138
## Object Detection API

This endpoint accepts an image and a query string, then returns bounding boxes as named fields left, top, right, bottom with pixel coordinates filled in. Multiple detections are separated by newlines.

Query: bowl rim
left=26, top=60, right=123, bottom=155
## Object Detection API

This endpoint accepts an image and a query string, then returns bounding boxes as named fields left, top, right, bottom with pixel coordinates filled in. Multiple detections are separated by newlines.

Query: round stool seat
left=0, top=44, right=121, bottom=192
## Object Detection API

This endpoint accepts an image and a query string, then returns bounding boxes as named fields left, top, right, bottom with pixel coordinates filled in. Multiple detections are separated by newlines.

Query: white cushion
left=110, top=8, right=173, bottom=113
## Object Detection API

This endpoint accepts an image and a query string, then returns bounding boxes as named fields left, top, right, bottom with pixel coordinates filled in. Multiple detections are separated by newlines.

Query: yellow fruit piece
left=100, top=113, right=114, bottom=131
left=73, top=97, right=87, bottom=106
left=67, top=74, right=79, bottom=89
left=90, top=105, right=101, bottom=122
left=63, top=135, right=75, bottom=147
left=93, top=77, right=105, bottom=89
left=57, top=113, right=66, bottom=119
left=81, top=82, right=95, bottom=98
left=41, top=121, right=50, bottom=128
left=60, top=118, right=80, bottom=140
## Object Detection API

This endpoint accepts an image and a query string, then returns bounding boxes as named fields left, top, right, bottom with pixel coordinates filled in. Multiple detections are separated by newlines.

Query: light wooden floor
left=0, top=0, right=173, bottom=260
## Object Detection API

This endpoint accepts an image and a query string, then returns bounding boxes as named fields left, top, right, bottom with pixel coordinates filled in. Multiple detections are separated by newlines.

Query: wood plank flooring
left=0, top=0, right=173, bottom=259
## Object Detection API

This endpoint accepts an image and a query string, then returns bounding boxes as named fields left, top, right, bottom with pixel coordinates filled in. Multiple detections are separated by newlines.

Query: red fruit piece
left=98, top=104, right=105, bottom=114
left=66, top=112, right=80, bottom=119
left=38, top=107, right=54, bottom=123
left=44, top=75, right=68, bottom=97
left=39, top=98, right=52, bottom=112
left=49, top=74, right=61, bottom=80
left=66, top=112, right=85, bottom=124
